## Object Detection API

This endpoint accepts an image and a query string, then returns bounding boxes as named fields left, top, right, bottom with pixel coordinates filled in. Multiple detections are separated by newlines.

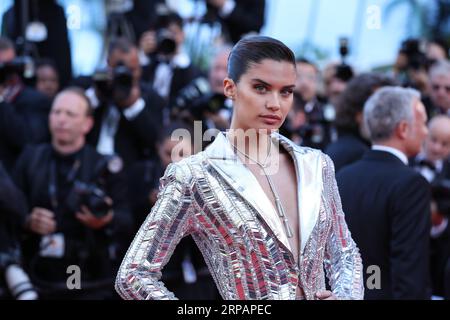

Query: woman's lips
left=259, top=115, right=281, bottom=125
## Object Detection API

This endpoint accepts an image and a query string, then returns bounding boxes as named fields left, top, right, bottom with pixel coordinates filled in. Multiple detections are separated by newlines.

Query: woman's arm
left=322, top=154, right=364, bottom=300
left=115, top=162, right=194, bottom=300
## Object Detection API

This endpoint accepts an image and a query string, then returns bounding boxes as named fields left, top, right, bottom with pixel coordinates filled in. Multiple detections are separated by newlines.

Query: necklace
left=229, top=135, right=294, bottom=238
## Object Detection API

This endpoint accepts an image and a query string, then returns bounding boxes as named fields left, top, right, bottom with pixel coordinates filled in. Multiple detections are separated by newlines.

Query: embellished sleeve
left=115, top=162, right=194, bottom=300
left=322, top=154, right=364, bottom=300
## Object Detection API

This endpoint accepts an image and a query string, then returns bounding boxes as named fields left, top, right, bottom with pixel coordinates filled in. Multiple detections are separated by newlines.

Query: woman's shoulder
left=162, top=152, right=206, bottom=183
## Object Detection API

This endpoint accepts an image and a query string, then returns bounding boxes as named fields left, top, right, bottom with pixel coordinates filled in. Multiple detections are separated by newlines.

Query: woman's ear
left=223, top=78, right=236, bottom=100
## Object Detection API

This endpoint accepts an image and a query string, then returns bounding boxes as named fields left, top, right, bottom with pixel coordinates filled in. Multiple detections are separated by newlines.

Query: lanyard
left=48, top=158, right=81, bottom=211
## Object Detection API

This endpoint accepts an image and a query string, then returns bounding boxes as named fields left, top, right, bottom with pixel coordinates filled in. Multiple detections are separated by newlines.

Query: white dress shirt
left=372, top=145, right=409, bottom=165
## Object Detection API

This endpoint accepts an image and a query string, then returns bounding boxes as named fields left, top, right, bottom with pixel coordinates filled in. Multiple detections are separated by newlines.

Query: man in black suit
left=336, top=86, right=431, bottom=299
left=140, top=11, right=201, bottom=106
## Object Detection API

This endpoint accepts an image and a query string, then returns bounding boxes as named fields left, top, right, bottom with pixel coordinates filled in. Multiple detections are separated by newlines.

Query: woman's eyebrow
left=251, top=79, right=296, bottom=89
left=251, top=78, right=271, bottom=86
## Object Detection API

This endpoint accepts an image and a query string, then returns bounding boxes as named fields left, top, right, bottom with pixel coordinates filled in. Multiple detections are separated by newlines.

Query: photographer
left=12, top=88, right=132, bottom=299
left=392, top=38, right=431, bottom=94
left=86, top=37, right=165, bottom=167
left=205, top=0, right=266, bottom=44
left=172, top=46, right=232, bottom=135
left=411, top=115, right=450, bottom=299
left=1, top=0, right=72, bottom=87
left=294, top=58, right=336, bottom=150
left=0, top=36, right=52, bottom=145
left=140, top=10, right=201, bottom=105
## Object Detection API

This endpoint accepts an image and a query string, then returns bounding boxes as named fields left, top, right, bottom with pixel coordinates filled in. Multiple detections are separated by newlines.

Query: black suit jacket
left=142, top=60, right=202, bottom=104
left=336, top=150, right=431, bottom=300
left=213, top=0, right=266, bottom=43
left=87, top=86, right=165, bottom=167
left=325, top=132, right=370, bottom=173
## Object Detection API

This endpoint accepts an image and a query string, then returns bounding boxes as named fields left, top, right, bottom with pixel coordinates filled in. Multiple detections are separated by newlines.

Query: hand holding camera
left=26, top=207, right=57, bottom=236
left=76, top=202, right=114, bottom=230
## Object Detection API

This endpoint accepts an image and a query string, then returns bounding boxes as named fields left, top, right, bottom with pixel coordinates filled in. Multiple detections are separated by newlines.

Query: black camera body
left=66, top=181, right=112, bottom=218
left=400, top=39, right=429, bottom=71
left=93, top=62, right=133, bottom=103
left=156, top=29, right=177, bottom=56
left=0, top=58, right=26, bottom=85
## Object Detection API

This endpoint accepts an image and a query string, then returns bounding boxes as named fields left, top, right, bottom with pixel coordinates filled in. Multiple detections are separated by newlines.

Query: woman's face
left=225, top=59, right=297, bottom=134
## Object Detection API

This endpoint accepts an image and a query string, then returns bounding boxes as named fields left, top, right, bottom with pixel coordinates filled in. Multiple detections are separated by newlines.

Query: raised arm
left=115, top=162, right=194, bottom=300
left=322, top=154, right=364, bottom=300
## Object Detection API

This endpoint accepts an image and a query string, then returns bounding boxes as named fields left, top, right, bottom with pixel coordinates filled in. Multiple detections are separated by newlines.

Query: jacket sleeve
left=115, top=162, right=194, bottom=300
left=322, top=154, right=364, bottom=300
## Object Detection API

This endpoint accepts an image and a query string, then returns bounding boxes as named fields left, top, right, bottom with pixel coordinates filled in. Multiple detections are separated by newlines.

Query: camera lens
left=5, top=264, right=38, bottom=300
left=157, top=29, right=176, bottom=56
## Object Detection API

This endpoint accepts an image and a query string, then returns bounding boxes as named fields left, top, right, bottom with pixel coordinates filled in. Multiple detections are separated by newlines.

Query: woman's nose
left=266, top=93, right=281, bottom=110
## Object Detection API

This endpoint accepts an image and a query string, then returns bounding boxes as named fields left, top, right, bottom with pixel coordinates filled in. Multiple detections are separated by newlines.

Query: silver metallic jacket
left=115, top=132, right=364, bottom=300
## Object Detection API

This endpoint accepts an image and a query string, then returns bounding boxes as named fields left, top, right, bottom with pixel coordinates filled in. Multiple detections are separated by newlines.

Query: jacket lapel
left=205, top=132, right=323, bottom=257
left=205, top=133, right=292, bottom=252
left=275, top=133, right=323, bottom=255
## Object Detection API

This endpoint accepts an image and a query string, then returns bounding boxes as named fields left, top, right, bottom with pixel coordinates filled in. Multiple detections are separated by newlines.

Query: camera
left=335, top=37, right=354, bottom=82
left=0, top=58, right=26, bottom=85
left=156, top=29, right=177, bottom=56
left=399, top=39, right=429, bottom=71
left=93, top=62, right=133, bottom=103
left=66, top=181, right=112, bottom=218
left=3, top=263, right=38, bottom=300
left=173, top=77, right=211, bottom=111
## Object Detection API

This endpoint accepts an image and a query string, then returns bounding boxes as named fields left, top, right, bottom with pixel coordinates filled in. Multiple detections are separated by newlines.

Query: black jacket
left=142, top=59, right=202, bottom=105
left=12, top=144, right=132, bottom=290
left=336, top=150, right=431, bottom=300
left=2, top=0, right=73, bottom=87
left=212, top=0, right=266, bottom=43
left=10, top=86, right=52, bottom=144
left=0, top=101, right=29, bottom=173
left=87, top=87, right=165, bottom=167
left=325, top=131, right=370, bottom=173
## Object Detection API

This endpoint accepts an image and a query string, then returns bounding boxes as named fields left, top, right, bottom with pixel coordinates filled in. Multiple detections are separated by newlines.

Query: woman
left=115, top=36, right=364, bottom=300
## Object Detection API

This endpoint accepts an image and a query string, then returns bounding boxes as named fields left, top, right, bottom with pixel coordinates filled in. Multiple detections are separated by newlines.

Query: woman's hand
left=316, top=290, right=338, bottom=300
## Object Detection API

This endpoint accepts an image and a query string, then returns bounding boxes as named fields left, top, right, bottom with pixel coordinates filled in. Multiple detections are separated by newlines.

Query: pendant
left=275, top=198, right=294, bottom=238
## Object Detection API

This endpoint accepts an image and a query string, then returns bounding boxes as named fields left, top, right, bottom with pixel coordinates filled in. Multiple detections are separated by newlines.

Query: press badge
left=39, top=233, right=65, bottom=258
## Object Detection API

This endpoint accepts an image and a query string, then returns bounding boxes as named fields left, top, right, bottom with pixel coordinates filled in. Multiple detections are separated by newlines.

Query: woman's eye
left=281, top=89, right=293, bottom=96
left=254, top=85, right=267, bottom=93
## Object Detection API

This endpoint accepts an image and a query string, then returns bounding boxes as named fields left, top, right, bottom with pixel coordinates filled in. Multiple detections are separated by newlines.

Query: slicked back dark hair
left=227, top=36, right=296, bottom=83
